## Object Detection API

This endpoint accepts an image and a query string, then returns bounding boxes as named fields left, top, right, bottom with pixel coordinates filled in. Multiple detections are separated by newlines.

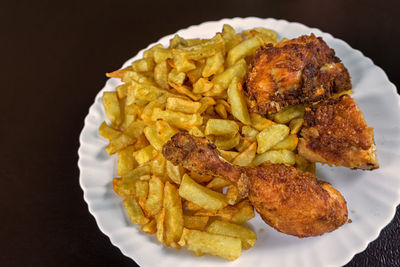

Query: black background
left=1, top=0, right=399, bottom=266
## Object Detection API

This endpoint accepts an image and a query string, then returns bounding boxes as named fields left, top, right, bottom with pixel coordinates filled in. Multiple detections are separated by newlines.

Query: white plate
left=78, top=17, right=400, bottom=267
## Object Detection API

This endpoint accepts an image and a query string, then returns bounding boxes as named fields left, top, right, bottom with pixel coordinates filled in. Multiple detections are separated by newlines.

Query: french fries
left=102, top=91, right=122, bottom=128
left=227, top=77, right=251, bottom=124
left=180, top=229, right=242, bottom=260
left=179, top=174, right=228, bottom=211
left=206, top=220, right=257, bottom=250
left=163, top=182, right=184, bottom=247
left=256, top=124, right=290, bottom=154
left=100, top=24, right=313, bottom=261
left=204, top=119, right=239, bottom=137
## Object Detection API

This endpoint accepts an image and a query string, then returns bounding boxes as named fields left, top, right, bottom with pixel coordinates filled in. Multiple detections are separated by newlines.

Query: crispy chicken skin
left=162, top=132, right=348, bottom=237
left=245, top=34, right=352, bottom=114
left=298, top=94, right=379, bottom=170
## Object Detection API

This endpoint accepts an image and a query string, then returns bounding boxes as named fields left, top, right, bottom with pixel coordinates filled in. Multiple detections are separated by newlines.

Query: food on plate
left=162, top=132, right=348, bottom=237
left=245, top=34, right=352, bottom=114
left=298, top=94, right=379, bottom=170
left=99, top=22, right=378, bottom=261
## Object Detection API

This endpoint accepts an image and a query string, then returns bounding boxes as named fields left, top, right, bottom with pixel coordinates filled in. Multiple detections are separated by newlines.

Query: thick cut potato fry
left=99, top=121, right=121, bottom=140
left=214, top=134, right=240, bottom=150
left=188, top=126, right=205, bottom=137
left=145, top=176, right=164, bottom=217
left=135, top=179, right=149, bottom=204
left=202, top=52, right=224, bottom=78
left=241, top=125, right=259, bottom=142
left=123, top=197, right=149, bottom=225
left=256, top=124, right=290, bottom=154
left=151, top=153, right=167, bottom=179
left=144, top=120, right=177, bottom=151
left=122, top=69, right=156, bottom=86
left=163, top=182, right=184, bottom=247
left=182, top=229, right=241, bottom=260
left=173, top=34, right=225, bottom=60
left=124, top=103, right=140, bottom=116
left=143, top=44, right=163, bottom=59
left=154, top=61, right=170, bottom=89
left=206, top=220, right=257, bottom=250
left=250, top=113, right=275, bottom=131
left=122, top=165, right=151, bottom=184
left=156, top=208, right=165, bottom=243
left=187, top=62, right=205, bottom=84
left=124, top=120, right=146, bottom=139
left=179, top=174, right=228, bottom=211
left=131, top=80, right=169, bottom=102
left=141, top=219, right=157, bottom=234
left=166, top=161, right=184, bottom=184
left=195, top=200, right=255, bottom=225
left=131, top=58, right=155, bottom=72
left=168, top=68, right=186, bottom=85
left=113, top=177, right=135, bottom=198
left=140, top=96, right=168, bottom=123
left=193, top=78, right=213, bottom=94
left=117, top=145, right=136, bottom=176
left=204, top=119, right=239, bottom=137
left=271, top=134, right=298, bottom=151
left=185, top=200, right=203, bottom=211
left=232, top=142, right=257, bottom=167
left=183, top=215, right=209, bottom=231
left=116, top=84, right=127, bottom=99
left=222, top=24, right=242, bottom=52
left=206, top=177, right=231, bottom=190
left=205, top=59, right=247, bottom=97
left=218, top=150, right=239, bottom=162
left=269, top=105, right=305, bottom=124
left=154, top=47, right=173, bottom=64
left=134, top=145, right=156, bottom=165
left=227, top=37, right=263, bottom=66
left=103, top=91, right=122, bottom=128
left=197, top=97, right=216, bottom=114
left=227, top=77, right=251, bottom=124
left=131, top=133, right=150, bottom=151
left=235, top=137, right=252, bottom=152
left=242, top=27, right=278, bottom=44
left=105, top=134, right=135, bottom=155
left=214, top=103, right=228, bottom=119
left=225, top=185, right=242, bottom=205
left=166, top=97, right=201, bottom=114
left=121, top=114, right=136, bottom=131
left=172, top=53, right=196, bottom=73
left=168, top=82, right=201, bottom=101
left=289, top=117, right=304, bottom=135
left=253, top=149, right=296, bottom=166
left=152, top=108, right=203, bottom=130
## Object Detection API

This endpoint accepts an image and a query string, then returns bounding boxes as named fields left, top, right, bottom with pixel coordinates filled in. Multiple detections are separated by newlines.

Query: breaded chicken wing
left=245, top=34, right=352, bottom=114
left=162, top=132, right=348, bottom=237
left=298, top=94, right=379, bottom=170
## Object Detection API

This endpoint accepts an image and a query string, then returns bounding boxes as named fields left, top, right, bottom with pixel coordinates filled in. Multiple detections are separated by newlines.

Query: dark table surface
left=1, top=0, right=399, bottom=266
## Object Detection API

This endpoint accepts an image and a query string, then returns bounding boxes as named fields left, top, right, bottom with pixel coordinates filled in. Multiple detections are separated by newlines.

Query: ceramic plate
left=78, top=17, right=400, bottom=267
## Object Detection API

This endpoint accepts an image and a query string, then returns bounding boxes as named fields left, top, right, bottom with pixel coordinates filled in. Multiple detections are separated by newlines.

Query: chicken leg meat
left=162, top=132, right=348, bottom=238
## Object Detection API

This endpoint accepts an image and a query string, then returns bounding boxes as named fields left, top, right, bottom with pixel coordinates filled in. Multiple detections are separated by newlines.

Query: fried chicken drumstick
left=162, top=132, right=348, bottom=237
left=298, top=94, right=379, bottom=170
left=245, top=34, right=351, bottom=114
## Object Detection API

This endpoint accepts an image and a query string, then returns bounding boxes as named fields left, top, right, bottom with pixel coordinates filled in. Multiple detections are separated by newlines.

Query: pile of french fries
left=99, top=24, right=315, bottom=260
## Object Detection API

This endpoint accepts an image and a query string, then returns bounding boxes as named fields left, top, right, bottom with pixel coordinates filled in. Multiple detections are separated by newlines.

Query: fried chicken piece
left=298, top=94, right=379, bottom=170
left=245, top=34, right=352, bottom=114
left=162, top=132, right=348, bottom=237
